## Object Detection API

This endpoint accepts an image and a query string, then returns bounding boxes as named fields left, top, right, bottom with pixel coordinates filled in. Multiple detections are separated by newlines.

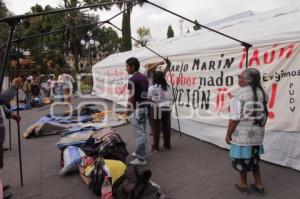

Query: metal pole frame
left=107, top=21, right=183, bottom=136
left=0, top=19, right=19, bottom=93
left=140, top=0, right=253, bottom=135
left=8, top=56, right=12, bottom=151
left=0, top=0, right=254, bottom=148
left=0, top=0, right=139, bottom=23
left=0, top=0, right=141, bottom=93
left=143, top=0, right=252, bottom=68
left=16, top=32, right=24, bottom=187
left=0, top=21, right=103, bottom=51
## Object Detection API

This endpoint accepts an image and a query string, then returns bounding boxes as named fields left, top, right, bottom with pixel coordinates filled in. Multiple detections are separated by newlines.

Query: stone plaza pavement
left=1, top=98, right=300, bottom=199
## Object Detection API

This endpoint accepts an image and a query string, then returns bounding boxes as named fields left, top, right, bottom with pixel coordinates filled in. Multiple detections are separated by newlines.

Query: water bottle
left=101, top=176, right=112, bottom=199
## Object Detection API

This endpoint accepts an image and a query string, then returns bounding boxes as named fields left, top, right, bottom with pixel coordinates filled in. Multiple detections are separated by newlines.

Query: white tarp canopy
left=92, top=4, right=300, bottom=170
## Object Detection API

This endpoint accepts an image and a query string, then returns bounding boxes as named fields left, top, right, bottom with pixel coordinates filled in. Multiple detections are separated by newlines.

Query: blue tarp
left=10, top=104, right=27, bottom=111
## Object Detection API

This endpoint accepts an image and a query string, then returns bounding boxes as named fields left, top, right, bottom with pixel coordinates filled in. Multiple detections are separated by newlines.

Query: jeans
left=131, top=107, right=148, bottom=161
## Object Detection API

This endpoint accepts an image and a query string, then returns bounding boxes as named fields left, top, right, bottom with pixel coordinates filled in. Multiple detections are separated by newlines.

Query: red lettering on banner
left=239, top=48, right=246, bottom=69
left=115, top=85, right=127, bottom=95
left=227, top=92, right=233, bottom=112
left=263, top=45, right=276, bottom=64
left=216, top=88, right=232, bottom=113
left=268, top=83, right=278, bottom=119
left=166, top=73, right=197, bottom=86
left=104, top=69, right=127, bottom=77
left=278, top=44, right=294, bottom=58
left=249, top=50, right=261, bottom=67
left=239, top=43, right=296, bottom=69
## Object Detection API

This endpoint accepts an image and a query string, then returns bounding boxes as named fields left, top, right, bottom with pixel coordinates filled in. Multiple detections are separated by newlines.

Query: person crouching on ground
left=148, top=71, right=173, bottom=152
left=225, top=68, right=268, bottom=194
left=23, top=77, right=32, bottom=109
left=125, top=57, right=149, bottom=166
left=0, top=77, right=22, bottom=199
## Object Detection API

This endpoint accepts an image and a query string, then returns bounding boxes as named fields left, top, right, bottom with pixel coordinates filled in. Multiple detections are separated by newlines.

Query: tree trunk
left=73, top=40, right=79, bottom=73
left=121, top=6, right=132, bottom=52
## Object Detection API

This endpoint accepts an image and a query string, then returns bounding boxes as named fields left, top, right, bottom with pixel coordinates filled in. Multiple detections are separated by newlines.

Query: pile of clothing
left=23, top=104, right=164, bottom=198
left=59, top=127, right=165, bottom=199
left=10, top=96, right=53, bottom=112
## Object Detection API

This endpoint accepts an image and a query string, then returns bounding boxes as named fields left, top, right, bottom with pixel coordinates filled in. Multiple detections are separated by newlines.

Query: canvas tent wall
left=92, top=4, right=300, bottom=170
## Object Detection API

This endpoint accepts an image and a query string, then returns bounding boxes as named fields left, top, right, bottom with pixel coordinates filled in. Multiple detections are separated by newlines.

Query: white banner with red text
left=93, top=41, right=300, bottom=132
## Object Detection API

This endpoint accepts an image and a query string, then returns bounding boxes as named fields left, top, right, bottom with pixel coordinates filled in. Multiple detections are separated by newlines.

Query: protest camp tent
left=92, top=4, right=300, bottom=170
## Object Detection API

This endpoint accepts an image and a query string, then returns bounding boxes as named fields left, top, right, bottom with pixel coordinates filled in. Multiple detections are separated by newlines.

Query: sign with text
left=93, top=41, right=300, bottom=131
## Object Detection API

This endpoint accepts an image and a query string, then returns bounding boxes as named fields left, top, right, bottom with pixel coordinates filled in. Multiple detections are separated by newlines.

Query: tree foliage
left=135, top=26, right=151, bottom=48
left=167, top=25, right=174, bottom=38
left=0, top=0, right=9, bottom=48
left=18, top=1, right=120, bottom=74
left=121, top=9, right=132, bottom=52
left=89, top=0, right=145, bottom=52
left=20, top=4, right=67, bottom=74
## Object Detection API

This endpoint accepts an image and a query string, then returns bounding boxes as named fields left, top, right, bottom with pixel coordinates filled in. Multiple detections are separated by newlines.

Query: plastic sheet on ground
left=23, top=109, right=128, bottom=139
left=57, top=131, right=94, bottom=150
left=10, top=103, right=27, bottom=112
left=60, top=146, right=86, bottom=175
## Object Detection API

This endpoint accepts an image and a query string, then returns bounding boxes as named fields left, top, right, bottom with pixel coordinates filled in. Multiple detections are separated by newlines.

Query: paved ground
left=1, top=98, right=300, bottom=199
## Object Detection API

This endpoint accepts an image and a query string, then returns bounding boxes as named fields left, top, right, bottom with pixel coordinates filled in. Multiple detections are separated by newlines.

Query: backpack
left=81, top=131, right=128, bottom=162
left=91, top=157, right=111, bottom=196
left=113, top=165, right=161, bottom=199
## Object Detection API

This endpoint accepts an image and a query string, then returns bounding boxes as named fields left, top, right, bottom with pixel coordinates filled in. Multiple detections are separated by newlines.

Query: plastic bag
left=57, top=131, right=93, bottom=150
left=60, top=146, right=86, bottom=175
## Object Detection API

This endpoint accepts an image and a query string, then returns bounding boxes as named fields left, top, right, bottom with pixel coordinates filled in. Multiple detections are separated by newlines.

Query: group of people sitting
left=0, top=71, right=76, bottom=198
left=22, top=72, right=75, bottom=109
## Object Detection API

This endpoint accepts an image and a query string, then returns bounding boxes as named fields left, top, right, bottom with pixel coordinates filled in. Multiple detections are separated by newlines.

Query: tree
left=193, top=20, right=201, bottom=31
left=93, top=26, right=121, bottom=58
left=121, top=9, right=132, bottom=52
left=91, top=0, right=145, bottom=52
left=135, top=26, right=151, bottom=47
left=114, top=1, right=146, bottom=51
left=64, top=0, right=144, bottom=52
left=20, top=2, right=121, bottom=74
left=62, top=0, right=117, bottom=72
left=0, top=0, right=9, bottom=48
left=20, top=4, right=67, bottom=74
left=167, top=25, right=174, bottom=39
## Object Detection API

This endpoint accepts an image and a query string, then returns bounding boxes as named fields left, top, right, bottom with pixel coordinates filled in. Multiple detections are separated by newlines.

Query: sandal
left=251, top=183, right=265, bottom=194
left=235, top=184, right=250, bottom=194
